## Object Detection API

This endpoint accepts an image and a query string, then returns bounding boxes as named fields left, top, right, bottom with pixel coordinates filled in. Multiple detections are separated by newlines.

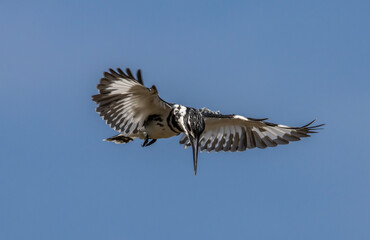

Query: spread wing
left=92, top=68, right=172, bottom=136
left=180, top=108, right=324, bottom=152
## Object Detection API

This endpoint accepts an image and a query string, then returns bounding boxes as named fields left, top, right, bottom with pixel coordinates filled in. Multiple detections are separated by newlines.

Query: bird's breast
left=144, top=114, right=180, bottom=139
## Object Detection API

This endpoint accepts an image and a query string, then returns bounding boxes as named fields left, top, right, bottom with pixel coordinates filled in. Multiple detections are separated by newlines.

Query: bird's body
left=92, top=68, right=323, bottom=175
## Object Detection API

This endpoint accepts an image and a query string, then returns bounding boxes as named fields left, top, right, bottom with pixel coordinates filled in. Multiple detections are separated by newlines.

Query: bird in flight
left=92, top=68, right=323, bottom=175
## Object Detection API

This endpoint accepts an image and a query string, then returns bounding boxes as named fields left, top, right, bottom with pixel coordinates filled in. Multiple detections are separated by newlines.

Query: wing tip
left=101, top=67, right=144, bottom=85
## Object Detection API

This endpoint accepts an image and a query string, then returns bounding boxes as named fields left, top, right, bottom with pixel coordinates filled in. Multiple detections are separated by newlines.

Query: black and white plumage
left=92, top=68, right=323, bottom=175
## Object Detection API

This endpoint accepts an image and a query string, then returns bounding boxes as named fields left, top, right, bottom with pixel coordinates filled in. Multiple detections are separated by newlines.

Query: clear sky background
left=1, top=0, right=369, bottom=239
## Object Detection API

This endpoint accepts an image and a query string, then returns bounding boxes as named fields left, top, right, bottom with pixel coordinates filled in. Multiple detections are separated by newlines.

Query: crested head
left=172, top=104, right=205, bottom=136
left=184, top=108, right=205, bottom=138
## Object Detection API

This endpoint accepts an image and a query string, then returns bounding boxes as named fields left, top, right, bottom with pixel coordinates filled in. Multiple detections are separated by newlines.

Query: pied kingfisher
left=92, top=68, right=323, bottom=175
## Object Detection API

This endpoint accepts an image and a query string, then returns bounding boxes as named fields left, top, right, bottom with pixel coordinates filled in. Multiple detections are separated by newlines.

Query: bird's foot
left=142, top=135, right=157, bottom=147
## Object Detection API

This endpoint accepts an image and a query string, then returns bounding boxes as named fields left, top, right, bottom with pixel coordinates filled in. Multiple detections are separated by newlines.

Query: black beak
left=189, top=135, right=200, bottom=176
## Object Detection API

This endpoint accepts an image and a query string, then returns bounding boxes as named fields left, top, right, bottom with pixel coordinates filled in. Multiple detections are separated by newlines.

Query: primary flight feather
left=92, top=68, right=323, bottom=175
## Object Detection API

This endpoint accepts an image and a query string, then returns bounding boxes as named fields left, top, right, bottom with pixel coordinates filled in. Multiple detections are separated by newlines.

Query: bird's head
left=173, top=105, right=205, bottom=175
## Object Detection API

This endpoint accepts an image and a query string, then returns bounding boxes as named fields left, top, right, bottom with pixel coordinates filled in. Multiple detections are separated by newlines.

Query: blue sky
left=1, top=0, right=369, bottom=239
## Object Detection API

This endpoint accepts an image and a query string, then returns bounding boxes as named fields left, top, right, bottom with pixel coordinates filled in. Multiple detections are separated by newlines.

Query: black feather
left=137, top=69, right=143, bottom=84
left=126, top=68, right=134, bottom=78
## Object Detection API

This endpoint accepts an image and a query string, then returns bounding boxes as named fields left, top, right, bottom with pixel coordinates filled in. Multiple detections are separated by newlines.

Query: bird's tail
left=104, top=134, right=134, bottom=144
